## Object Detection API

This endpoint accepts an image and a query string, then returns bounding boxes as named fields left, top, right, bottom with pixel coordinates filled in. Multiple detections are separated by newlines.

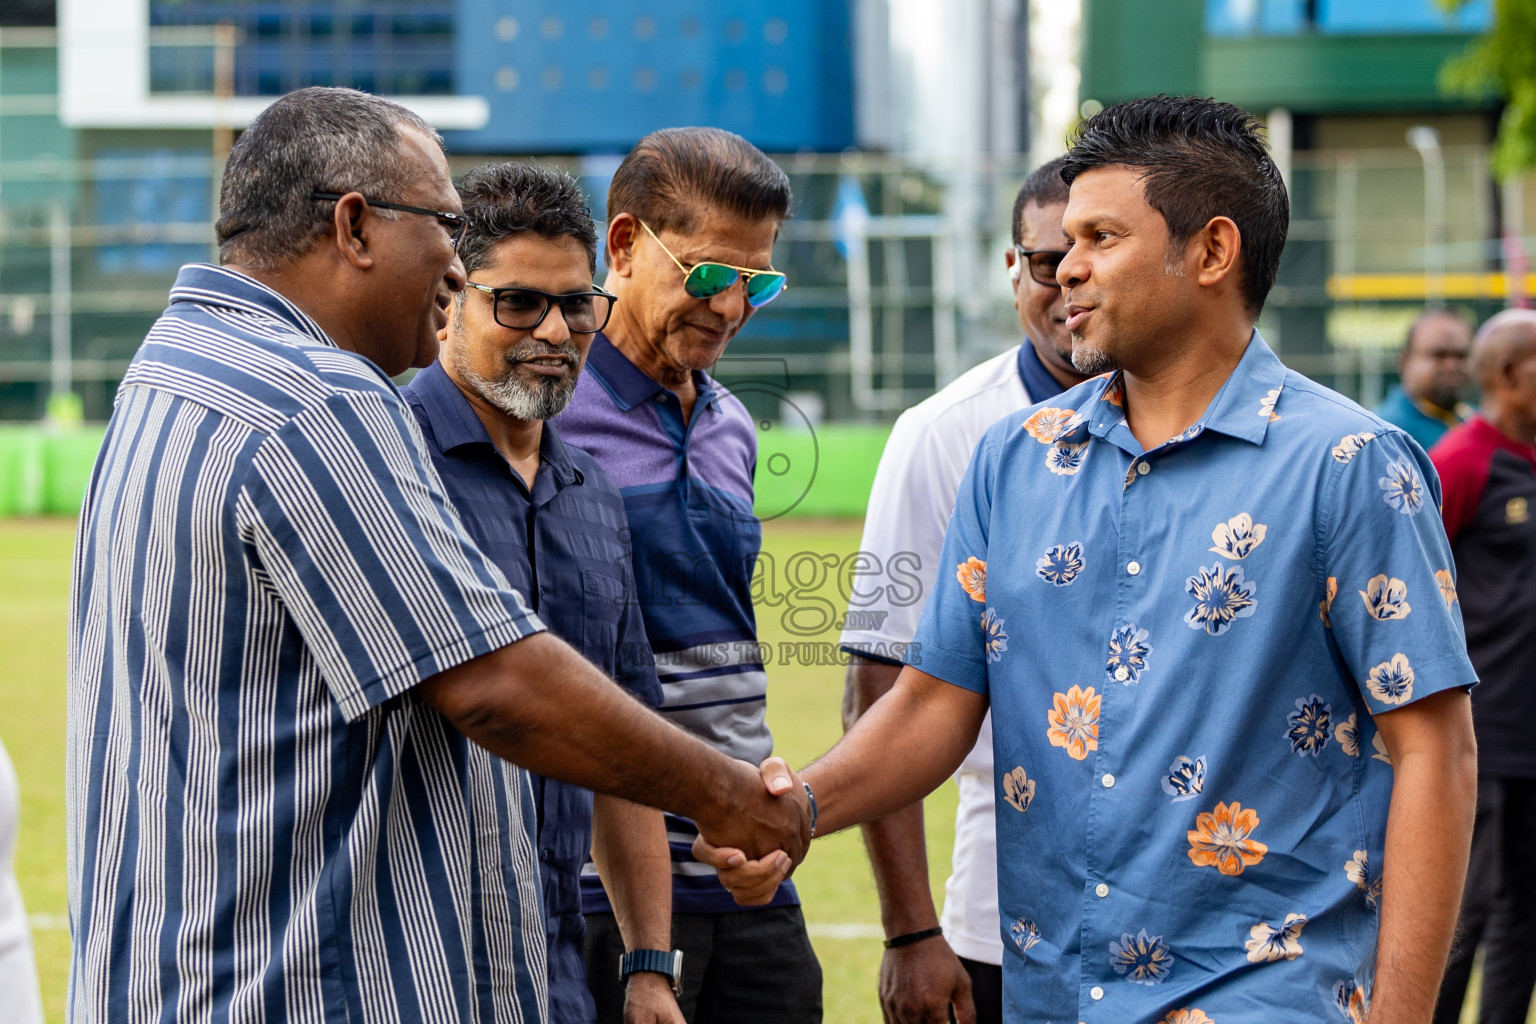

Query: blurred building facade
left=3, top=0, right=1531, bottom=425
left=1082, top=0, right=1535, bottom=402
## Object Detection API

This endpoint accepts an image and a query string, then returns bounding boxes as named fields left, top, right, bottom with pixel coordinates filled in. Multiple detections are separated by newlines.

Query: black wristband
left=802, top=780, right=818, bottom=838
left=884, top=926, right=944, bottom=949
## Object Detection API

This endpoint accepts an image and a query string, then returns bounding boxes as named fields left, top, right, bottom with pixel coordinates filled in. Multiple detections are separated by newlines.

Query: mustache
left=507, top=340, right=582, bottom=365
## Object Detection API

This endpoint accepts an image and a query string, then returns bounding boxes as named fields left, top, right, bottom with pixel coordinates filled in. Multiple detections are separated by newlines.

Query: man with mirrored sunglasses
left=401, top=161, right=682, bottom=1024
left=554, top=127, right=821, bottom=1024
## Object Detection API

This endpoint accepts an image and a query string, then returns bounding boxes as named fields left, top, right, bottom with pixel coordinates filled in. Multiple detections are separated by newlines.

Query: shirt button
left=1127, top=560, right=1141, bottom=576
left=1095, top=882, right=1109, bottom=898
left=1113, top=665, right=1129, bottom=682
left=1137, top=461, right=1150, bottom=475
left=1101, top=773, right=1115, bottom=788
left=1090, top=986, right=1105, bottom=1001
left=655, top=394, right=667, bottom=404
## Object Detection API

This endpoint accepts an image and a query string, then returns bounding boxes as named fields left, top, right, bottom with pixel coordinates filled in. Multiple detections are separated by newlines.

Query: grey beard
left=1071, top=344, right=1119, bottom=376
left=455, top=343, right=581, bottom=421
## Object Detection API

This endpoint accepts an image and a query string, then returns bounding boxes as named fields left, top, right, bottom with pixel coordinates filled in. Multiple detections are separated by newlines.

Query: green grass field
left=0, top=517, right=957, bottom=1023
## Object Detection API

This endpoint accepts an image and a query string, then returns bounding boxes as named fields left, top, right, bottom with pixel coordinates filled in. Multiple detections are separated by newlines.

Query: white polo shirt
left=0, top=737, right=43, bottom=1024
left=841, top=345, right=1040, bottom=966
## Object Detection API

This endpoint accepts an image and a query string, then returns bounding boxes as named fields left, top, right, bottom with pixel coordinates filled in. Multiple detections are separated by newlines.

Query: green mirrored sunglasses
left=638, top=219, right=787, bottom=308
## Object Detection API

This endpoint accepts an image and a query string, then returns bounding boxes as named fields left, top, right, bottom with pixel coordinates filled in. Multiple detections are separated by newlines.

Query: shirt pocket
left=580, top=570, right=626, bottom=662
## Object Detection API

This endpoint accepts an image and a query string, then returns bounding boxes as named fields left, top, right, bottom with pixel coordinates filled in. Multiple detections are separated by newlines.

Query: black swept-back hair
left=607, top=126, right=791, bottom=235
left=1060, top=95, right=1289, bottom=316
left=454, top=162, right=599, bottom=275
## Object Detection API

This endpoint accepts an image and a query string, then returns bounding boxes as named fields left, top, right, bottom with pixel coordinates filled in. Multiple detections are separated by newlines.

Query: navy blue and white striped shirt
left=67, top=264, right=551, bottom=1023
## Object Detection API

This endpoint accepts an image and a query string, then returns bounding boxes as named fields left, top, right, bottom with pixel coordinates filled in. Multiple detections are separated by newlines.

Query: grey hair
left=216, top=86, right=442, bottom=270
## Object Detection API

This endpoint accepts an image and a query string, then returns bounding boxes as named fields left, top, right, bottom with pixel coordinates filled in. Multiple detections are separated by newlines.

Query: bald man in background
left=1430, top=310, right=1536, bottom=1024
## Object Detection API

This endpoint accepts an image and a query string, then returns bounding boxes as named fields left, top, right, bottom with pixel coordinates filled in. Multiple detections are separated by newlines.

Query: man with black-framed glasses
left=402, top=160, right=682, bottom=1024
left=553, top=127, right=820, bottom=1024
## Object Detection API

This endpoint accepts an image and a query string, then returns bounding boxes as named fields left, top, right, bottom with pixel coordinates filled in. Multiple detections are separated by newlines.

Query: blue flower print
left=1109, top=929, right=1173, bottom=985
left=1183, top=563, right=1259, bottom=636
left=1035, top=542, right=1085, bottom=586
left=981, top=608, right=1009, bottom=663
left=1010, top=918, right=1041, bottom=955
left=1378, top=458, right=1424, bottom=515
left=1045, top=441, right=1088, bottom=476
left=1002, top=766, right=1035, bottom=813
left=1334, top=711, right=1360, bottom=757
left=1161, top=755, right=1206, bottom=803
left=1366, top=653, right=1414, bottom=706
left=1244, top=913, right=1307, bottom=963
left=1331, top=432, right=1377, bottom=464
left=1285, top=695, right=1332, bottom=757
left=1258, top=387, right=1282, bottom=422
left=1208, top=513, right=1267, bottom=560
left=1358, top=574, right=1411, bottom=621
left=1105, top=624, right=1152, bottom=684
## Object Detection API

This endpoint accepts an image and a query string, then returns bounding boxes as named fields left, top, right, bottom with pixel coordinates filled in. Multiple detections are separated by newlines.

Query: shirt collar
left=1016, top=340, right=1070, bottom=403
left=584, top=332, right=721, bottom=415
left=1086, top=329, right=1287, bottom=449
left=168, top=263, right=335, bottom=347
left=408, top=360, right=580, bottom=487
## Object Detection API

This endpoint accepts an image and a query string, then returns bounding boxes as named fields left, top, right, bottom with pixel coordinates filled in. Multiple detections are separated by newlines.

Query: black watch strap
left=618, top=949, right=684, bottom=998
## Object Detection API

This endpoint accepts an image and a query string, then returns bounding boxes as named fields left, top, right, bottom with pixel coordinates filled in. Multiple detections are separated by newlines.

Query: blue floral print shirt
left=909, top=333, right=1476, bottom=1024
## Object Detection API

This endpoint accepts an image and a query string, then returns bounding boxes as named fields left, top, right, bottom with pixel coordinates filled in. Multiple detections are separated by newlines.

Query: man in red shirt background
left=1430, top=309, right=1536, bottom=1024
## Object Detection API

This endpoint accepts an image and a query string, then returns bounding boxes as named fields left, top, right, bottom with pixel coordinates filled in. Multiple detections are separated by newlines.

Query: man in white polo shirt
left=838, top=158, right=1083, bottom=1024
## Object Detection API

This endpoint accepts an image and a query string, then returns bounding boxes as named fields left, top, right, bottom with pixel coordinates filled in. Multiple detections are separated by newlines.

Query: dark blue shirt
left=404, top=360, right=662, bottom=1024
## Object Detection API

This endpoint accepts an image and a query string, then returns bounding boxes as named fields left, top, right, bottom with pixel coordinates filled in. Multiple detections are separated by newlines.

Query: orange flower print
left=1160, top=1012, right=1214, bottom=1024
left=1187, top=800, right=1268, bottom=876
left=1319, top=576, right=1337, bottom=628
left=1023, top=407, right=1085, bottom=444
left=1435, top=569, right=1457, bottom=607
left=956, top=557, right=987, bottom=603
left=1047, top=685, right=1101, bottom=761
left=1104, top=375, right=1126, bottom=407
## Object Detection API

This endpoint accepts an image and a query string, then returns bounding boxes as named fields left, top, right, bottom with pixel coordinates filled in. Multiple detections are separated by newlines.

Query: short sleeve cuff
left=338, top=607, right=547, bottom=722
left=903, top=634, right=988, bottom=695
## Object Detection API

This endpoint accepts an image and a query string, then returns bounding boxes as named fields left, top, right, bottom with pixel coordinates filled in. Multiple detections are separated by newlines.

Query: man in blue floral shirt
left=703, top=96, right=1478, bottom=1024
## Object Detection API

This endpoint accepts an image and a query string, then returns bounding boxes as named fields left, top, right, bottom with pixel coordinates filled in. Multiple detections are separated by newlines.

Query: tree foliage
left=1439, top=0, right=1536, bottom=178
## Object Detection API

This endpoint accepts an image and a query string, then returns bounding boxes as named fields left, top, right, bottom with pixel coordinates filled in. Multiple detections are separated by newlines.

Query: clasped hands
left=692, top=756, right=811, bottom=905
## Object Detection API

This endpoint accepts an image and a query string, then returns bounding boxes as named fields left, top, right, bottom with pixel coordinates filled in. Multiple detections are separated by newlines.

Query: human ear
left=1194, top=216, right=1241, bottom=290
left=606, top=214, right=640, bottom=278
left=331, top=192, right=375, bottom=270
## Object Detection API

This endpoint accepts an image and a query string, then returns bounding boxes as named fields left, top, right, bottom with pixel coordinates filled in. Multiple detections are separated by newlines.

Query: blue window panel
left=1206, top=0, right=1491, bottom=36
left=93, top=150, right=211, bottom=274
left=450, top=0, right=854, bottom=154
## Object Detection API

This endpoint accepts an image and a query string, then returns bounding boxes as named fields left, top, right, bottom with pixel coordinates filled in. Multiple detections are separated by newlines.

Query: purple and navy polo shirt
left=553, top=332, right=798, bottom=915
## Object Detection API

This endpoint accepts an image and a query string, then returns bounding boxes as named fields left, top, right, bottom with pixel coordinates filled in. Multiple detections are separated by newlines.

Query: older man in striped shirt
left=66, top=87, right=805, bottom=1024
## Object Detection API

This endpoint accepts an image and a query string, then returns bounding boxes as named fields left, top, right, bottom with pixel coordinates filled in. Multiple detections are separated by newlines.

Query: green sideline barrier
left=0, top=422, right=891, bottom=521
left=751, top=424, right=890, bottom=521
left=0, top=426, right=108, bottom=518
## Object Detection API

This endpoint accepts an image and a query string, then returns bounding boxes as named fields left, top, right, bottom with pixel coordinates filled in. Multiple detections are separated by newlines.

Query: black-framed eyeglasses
left=1013, top=244, right=1070, bottom=288
left=309, top=191, right=468, bottom=252
left=464, top=282, right=618, bottom=335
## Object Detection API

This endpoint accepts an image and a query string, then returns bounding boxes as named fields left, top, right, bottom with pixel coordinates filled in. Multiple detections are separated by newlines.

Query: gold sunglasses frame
left=636, top=219, right=787, bottom=303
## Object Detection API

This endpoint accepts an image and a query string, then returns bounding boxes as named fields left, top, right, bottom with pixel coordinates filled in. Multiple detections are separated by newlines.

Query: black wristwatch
left=618, top=948, right=684, bottom=998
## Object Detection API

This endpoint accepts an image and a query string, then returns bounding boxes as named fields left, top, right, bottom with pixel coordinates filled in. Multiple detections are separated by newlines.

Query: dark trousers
left=959, top=957, right=1002, bottom=1024
left=1434, top=776, right=1536, bottom=1024
left=585, top=906, right=822, bottom=1024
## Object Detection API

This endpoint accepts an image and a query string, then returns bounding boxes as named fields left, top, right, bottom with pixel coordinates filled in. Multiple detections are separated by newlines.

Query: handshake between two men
left=694, top=666, right=989, bottom=903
